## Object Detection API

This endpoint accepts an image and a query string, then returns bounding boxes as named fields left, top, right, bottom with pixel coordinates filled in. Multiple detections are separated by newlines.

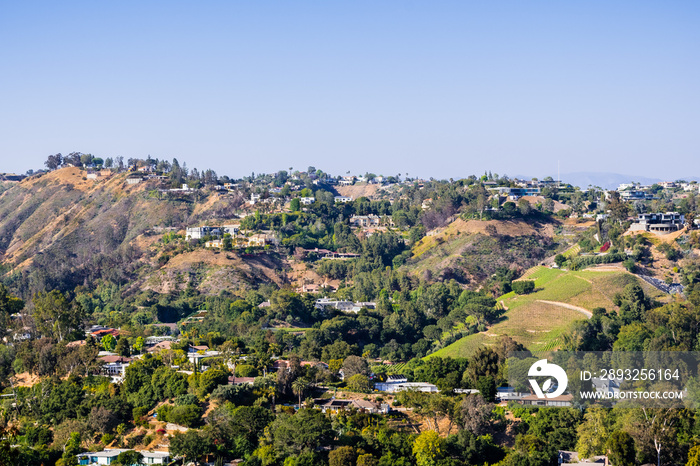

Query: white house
left=334, top=196, right=353, bottom=203
left=374, top=381, right=439, bottom=393
left=300, top=197, right=316, bottom=205
left=77, top=449, right=170, bottom=465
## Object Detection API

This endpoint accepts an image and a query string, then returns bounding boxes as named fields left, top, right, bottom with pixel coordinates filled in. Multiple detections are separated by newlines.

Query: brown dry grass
left=12, top=372, right=40, bottom=387
left=336, top=183, right=381, bottom=199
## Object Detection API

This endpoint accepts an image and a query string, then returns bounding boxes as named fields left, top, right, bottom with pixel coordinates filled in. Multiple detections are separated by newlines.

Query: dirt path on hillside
left=536, top=300, right=592, bottom=318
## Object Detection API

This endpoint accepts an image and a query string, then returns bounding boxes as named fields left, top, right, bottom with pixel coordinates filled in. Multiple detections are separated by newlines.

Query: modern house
left=300, top=197, right=316, bottom=205
left=314, top=298, right=376, bottom=313
left=186, top=225, right=238, bottom=240
left=629, top=212, right=685, bottom=233
left=334, top=196, right=353, bottom=203
left=77, top=449, right=170, bottom=465
left=619, top=190, right=653, bottom=201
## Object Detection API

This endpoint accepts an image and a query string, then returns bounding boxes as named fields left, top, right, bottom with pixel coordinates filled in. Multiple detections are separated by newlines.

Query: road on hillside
left=535, top=300, right=592, bottom=318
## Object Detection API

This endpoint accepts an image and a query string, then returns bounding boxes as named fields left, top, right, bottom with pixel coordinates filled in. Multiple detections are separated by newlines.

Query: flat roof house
left=629, top=212, right=685, bottom=234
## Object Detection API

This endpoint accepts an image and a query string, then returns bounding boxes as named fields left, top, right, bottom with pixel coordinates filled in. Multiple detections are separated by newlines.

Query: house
left=314, top=297, right=376, bottom=313
left=300, top=197, right=316, bottom=205
left=98, top=355, right=133, bottom=383
left=558, top=451, right=608, bottom=466
left=248, top=233, right=276, bottom=247
left=186, top=226, right=214, bottom=240
left=629, top=212, right=685, bottom=234
left=349, top=215, right=382, bottom=228
left=334, top=196, right=353, bottom=203
left=316, top=398, right=389, bottom=414
left=494, top=187, right=541, bottom=198
left=90, top=327, right=120, bottom=338
left=619, top=190, right=653, bottom=201
left=519, top=393, right=573, bottom=407
left=205, top=239, right=223, bottom=248
left=228, top=376, right=256, bottom=385
left=249, top=193, right=261, bottom=204
left=77, top=449, right=170, bottom=465
left=126, top=176, right=142, bottom=185
left=374, top=381, right=439, bottom=393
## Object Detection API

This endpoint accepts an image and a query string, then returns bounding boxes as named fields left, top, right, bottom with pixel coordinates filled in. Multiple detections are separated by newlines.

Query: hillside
left=0, top=168, right=283, bottom=297
left=403, top=217, right=559, bottom=285
left=427, top=265, right=665, bottom=358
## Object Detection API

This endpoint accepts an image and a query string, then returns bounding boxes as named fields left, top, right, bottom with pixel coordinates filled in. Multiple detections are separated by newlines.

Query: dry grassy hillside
left=0, top=168, right=283, bottom=297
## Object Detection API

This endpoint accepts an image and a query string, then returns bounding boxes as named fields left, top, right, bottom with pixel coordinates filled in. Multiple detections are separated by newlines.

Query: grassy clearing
left=426, top=267, right=657, bottom=359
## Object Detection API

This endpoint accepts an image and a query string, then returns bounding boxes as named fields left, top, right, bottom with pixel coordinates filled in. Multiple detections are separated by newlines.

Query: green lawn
left=426, top=267, right=661, bottom=359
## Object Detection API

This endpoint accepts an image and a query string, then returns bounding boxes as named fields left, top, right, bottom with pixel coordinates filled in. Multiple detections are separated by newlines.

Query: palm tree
left=292, top=377, right=309, bottom=408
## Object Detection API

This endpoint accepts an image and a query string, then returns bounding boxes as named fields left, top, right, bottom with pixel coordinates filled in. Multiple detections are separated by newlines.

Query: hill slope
left=427, top=266, right=664, bottom=358
left=403, top=217, right=558, bottom=285
left=0, top=168, right=282, bottom=297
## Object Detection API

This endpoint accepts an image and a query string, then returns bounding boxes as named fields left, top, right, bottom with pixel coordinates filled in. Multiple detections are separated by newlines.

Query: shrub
left=511, top=280, right=535, bottom=295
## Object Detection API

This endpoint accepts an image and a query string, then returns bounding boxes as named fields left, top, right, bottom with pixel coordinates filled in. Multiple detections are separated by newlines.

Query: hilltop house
left=629, top=212, right=685, bottom=234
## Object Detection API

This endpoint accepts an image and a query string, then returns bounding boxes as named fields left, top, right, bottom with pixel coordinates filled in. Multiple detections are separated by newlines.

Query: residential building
left=349, top=214, right=382, bottom=228
left=186, top=225, right=239, bottom=240
left=316, top=398, right=390, bottom=414
left=126, top=176, right=142, bottom=185
left=314, top=297, right=376, bottom=313
left=494, top=187, right=541, bottom=198
left=205, top=239, right=223, bottom=248
left=98, top=355, right=132, bottom=383
left=374, top=381, right=439, bottom=393
left=519, top=393, right=573, bottom=407
left=334, top=196, right=353, bottom=203
left=77, top=449, right=170, bottom=465
left=300, top=197, right=316, bottom=205
left=629, top=212, right=685, bottom=233
left=558, top=451, right=608, bottom=466
left=619, top=190, right=653, bottom=201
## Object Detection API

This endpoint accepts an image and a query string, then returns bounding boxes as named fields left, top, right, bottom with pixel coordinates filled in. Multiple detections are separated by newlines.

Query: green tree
left=132, top=337, right=145, bottom=354
left=329, top=446, right=357, bottom=466
left=291, top=377, right=309, bottom=408
left=115, top=336, right=130, bottom=357
left=268, top=409, right=332, bottom=456
left=606, top=431, right=635, bottom=466
left=413, top=430, right=446, bottom=466
left=346, top=374, right=371, bottom=393
left=115, top=450, right=143, bottom=465
left=101, top=334, right=117, bottom=352
left=576, top=406, right=610, bottom=458
left=222, top=234, right=233, bottom=251
left=170, top=430, right=211, bottom=466
left=199, top=368, right=229, bottom=396
left=32, top=290, right=85, bottom=342
left=290, top=198, right=301, bottom=212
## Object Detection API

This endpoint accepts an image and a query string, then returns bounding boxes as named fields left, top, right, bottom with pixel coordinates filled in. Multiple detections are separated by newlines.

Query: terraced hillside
left=427, top=266, right=665, bottom=358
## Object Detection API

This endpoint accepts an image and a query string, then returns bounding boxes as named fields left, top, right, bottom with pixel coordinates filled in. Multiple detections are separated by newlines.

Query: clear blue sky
left=1, top=1, right=698, bottom=180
